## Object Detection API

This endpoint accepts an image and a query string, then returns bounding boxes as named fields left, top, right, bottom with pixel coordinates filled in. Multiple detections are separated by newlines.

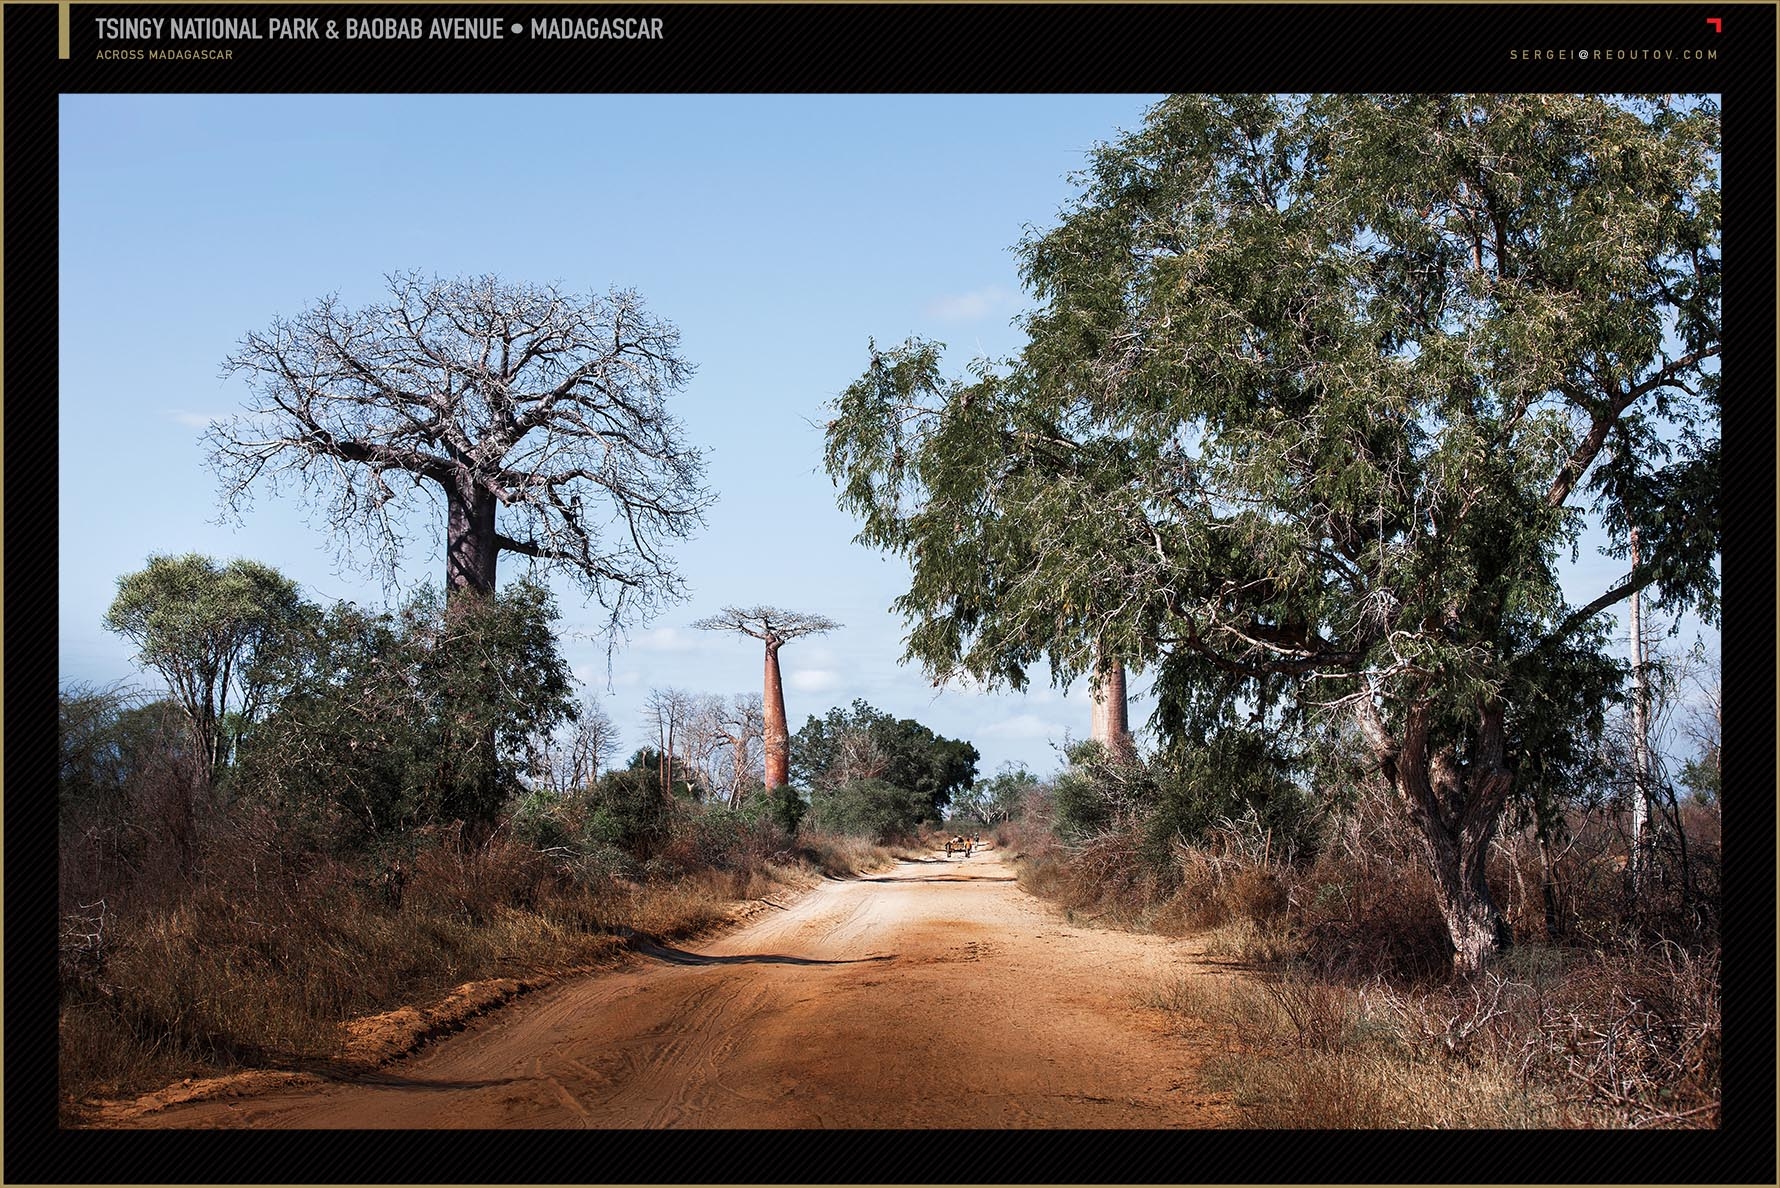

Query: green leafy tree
left=825, top=95, right=1719, bottom=974
left=806, top=778, right=930, bottom=842
left=739, top=781, right=807, bottom=836
left=584, top=749, right=689, bottom=855
left=240, top=580, right=576, bottom=847
left=103, top=554, right=307, bottom=786
left=790, top=699, right=978, bottom=818
left=984, top=765, right=1044, bottom=824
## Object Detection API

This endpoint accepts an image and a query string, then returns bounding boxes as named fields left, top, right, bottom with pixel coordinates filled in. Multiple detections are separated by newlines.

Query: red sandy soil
left=88, top=851, right=1236, bottom=1128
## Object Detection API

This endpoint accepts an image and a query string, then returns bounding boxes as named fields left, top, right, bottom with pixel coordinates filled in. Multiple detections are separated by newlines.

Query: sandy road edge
left=71, top=867, right=844, bottom=1126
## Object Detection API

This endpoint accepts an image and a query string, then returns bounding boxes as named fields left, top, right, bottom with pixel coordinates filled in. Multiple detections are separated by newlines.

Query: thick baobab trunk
left=446, top=484, right=500, bottom=596
left=1089, top=646, right=1135, bottom=763
left=443, top=484, right=501, bottom=821
left=694, top=608, right=836, bottom=791
left=1360, top=698, right=1515, bottom=977
left=763, top=640, right=789, bottom=789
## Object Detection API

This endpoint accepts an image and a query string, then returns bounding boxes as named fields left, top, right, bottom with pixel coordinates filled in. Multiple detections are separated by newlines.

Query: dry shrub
left=1149, top=967, right=1546, bottom=1127
left=655, top=812, right=787, bottom=875
left=1007, top=826, right=1190, bottom=930
left=404, top=840, right=555, bottom=920
left=1261, top=971, right=1358, bottom=1051
left=1517, top=942, right=1720, bottom=1127
left=1296, top=853, right=1453, bottom=981
left=59, top=819, right=845, bottom=1107
left=1198, top=916, right=1304, bottom=964
left=796, top=830, right=900, bottom=878
left=1067, top=829, right=1173, bottom=927
left=1013, top=848, right=1075, bottom=903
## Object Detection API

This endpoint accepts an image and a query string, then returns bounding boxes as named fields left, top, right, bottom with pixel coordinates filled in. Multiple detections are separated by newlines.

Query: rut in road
left=111, top=853, right=1236, bottom=1128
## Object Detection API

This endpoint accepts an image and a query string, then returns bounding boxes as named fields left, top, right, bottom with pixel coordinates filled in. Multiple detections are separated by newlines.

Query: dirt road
left=110, top=852, right=1234, bottom=1128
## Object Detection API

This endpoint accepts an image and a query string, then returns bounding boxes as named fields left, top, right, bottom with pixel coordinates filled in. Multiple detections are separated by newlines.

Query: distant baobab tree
left=1088, top=644, right=1135, bottom=764
left=207, top=272, right=713, bottom=630
left=692, top=607, right=839, bottom=789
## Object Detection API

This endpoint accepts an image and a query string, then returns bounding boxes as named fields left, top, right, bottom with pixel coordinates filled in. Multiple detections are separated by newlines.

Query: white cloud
left=924, top=286, right=1016, bottom=323
left=161, top=409, right=219, bottom=429
left=788, top=668, right=840, bottom=693
left=631, top=626, right=703, bottom=653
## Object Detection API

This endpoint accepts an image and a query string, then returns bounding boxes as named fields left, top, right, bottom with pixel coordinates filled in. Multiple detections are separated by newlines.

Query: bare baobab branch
left=206, top=272, right=713, bottom=636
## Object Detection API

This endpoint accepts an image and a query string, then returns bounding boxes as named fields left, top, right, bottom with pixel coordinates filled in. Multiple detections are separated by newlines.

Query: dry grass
left=59, top=822, right=898, bottom=1112
left=797, top=830, right=911, bottom=878
left=1022, top=813, right=1719, bottom=1130
left=1197, top=916, right=1305, bottom=964
left=1144, top=941, right=1720, bottom=1129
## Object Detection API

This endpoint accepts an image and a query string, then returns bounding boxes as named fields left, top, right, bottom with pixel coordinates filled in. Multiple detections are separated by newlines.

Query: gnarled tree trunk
left=1360, top=697, right=1514, bottom=977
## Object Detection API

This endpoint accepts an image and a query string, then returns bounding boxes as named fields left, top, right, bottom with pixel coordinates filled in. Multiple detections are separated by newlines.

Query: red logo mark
left=1705, top=17, right=1721, bottom=32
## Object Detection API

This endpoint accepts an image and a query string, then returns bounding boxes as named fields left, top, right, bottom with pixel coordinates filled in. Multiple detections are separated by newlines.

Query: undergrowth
left=1007, top=803, right=1720, bottom=1129
left=58, top=820, right=896, bottom=1112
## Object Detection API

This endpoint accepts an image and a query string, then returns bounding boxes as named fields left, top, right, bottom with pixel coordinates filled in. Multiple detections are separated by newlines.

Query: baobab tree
left=206, top=272, right=713, bottom=631
left=1088, top=645, right=1135, bottom=763
left=692, top=607, right=839, bottom=789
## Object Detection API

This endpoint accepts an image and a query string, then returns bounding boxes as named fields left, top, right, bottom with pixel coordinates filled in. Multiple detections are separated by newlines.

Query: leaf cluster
left=789, top=698, right=979, bottom=818
left=824, top=94, right=1720, bottom=757
left=237, top=581, right=576, bottom=847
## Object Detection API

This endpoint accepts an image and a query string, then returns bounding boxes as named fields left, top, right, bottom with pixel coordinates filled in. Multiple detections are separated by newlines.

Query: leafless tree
left=831, top=729, right=890, bottom=786
left=691, top=607, right=839, bottom=788
left=529, top=696, right=619, bottom=795
left=207, top=272, right=713, bottom=632
left=677, top=693, right=732, bottom=801
left=712, top=693, right=766, bottom=807
left=1680, top=646, right=1721, bottom=803
left=641, top=687, right=697, bottom=801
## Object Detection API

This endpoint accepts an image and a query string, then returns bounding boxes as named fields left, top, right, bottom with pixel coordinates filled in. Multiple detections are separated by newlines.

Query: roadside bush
left=806, top=777, right=929, bottom=843
left=1296, top=852, right=1453, bottom=981
left=794, top=830, right=905, bottom=878
left=237, top=582, right=576, bottom=849
left=508, top=788, right=579, bottom=850
left=583, top=753, right=676, bottom=856
left=1150, top=934, right=1719, bottom=1128
left=740, top=782, right=807, bottom=836
left=657, top=808, right=787, bottom=874
left=1143, top=731, right=1318, bottom=864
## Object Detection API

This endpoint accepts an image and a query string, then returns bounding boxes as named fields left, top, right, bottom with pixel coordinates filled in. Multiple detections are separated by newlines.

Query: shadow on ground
left=635, top=940, right=896, bottom=967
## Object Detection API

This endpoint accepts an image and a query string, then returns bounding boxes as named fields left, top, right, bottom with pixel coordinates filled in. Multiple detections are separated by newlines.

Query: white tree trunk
left=1628, top=528, right=1651, bottom=891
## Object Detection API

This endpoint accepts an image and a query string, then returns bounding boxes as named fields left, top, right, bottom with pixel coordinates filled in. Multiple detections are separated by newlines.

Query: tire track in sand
left=104, top=853, right=1235, bottom=1128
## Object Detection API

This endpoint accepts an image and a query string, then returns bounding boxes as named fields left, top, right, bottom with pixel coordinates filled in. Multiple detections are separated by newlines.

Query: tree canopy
left=824, top=94, right=1719, bottom=972
left=208, top=272, right=713, bottom=630
left=239, top=579, right=576, bottom=845
left=790, top=698, right=979, bottom=818
left=103, top=553, right=307, bottom=784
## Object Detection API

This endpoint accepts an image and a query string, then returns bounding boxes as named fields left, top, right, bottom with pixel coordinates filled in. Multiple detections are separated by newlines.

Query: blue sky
left=58, top=93, right=1716, bottom=780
